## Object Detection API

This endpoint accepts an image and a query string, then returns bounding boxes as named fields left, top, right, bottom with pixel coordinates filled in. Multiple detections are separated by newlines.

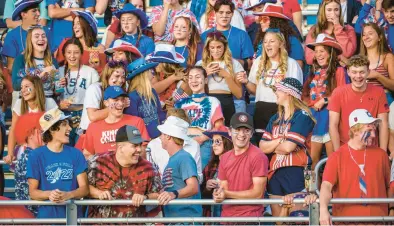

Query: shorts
left=311, top=133, right=331, bottom=143
left=267, top=166, right=305, bottom=196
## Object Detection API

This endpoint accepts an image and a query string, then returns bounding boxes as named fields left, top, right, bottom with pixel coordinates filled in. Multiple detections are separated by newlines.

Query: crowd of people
left=0, top=0, right=393, bottom=224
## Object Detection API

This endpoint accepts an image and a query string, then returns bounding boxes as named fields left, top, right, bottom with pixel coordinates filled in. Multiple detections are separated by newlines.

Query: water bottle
left=54, top=70, right=64, bottom=93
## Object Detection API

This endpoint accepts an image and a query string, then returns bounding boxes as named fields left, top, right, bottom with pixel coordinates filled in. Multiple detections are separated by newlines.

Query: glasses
left=213, top=139, right=223, bottom=146
left=232, top=128, right=253, bottom=136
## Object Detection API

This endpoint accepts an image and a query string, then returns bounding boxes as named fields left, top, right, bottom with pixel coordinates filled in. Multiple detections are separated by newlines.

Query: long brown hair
left=62, top=38, right=84, bottom=78
left=313, top=0, right=344, bottom=39
left=206, top=137, right=233, bottom=171
left=120, top=13, right=143, bottom=48
left=303, top=45, right=339, bottom=99
left=72, top=16, right=98, bottom=48
left=172, top=17, right=202, bottom=68
left=24, top=27, right=53, bottom=69
left=20, top=76, right=46, bottom=115
left=360, top=23, right=391, bottom=56
left=202, top=32, right=234, bottom=75
left=99, top=61, right=127, bottom=108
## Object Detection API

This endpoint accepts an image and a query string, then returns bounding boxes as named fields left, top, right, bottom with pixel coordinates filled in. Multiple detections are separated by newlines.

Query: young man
left=84, top=86, right=150, bottom=158
left=27, top=107, right=89, bottom=218
left=214, top=112, right=268, bottom=217
left=328, top=55, right=389, bottom=151
left=156, top=116, right=202, bottom=217
left=2, top=0, right=52, bottom=71
left=201, top=0, right=254, bottom=67
left=3, top=0, right=48, bottom=29
left=87, top=125, right=162, bottom=218
left=320, top=109, right=392, bottom=225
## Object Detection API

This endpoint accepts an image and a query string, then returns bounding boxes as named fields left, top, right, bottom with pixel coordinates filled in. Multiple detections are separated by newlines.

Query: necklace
left=65, top=65, right=81, bottom=96
left=20, top=27, right=25, bottom=52
left=374, top=54, right=381, bottom=70
left=348, top=144, right=367, bottom=170
left=191, top=93, right=207, bottom=98
left=278, top=113, right=291, bottom=136
left=359, top=90, right=366, bottom=103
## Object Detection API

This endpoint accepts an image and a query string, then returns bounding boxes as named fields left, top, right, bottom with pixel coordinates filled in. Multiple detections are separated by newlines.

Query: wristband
left=172, top=190, right=179, bottom=199
left=324, top=97, right=328, bottom=105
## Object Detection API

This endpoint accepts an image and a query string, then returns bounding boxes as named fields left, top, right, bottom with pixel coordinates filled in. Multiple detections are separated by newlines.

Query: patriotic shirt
left=148, top=6, right=197, bottom=42
left=87, top=151, right=162, bottom=218
left=175, top=96, right=224, bottom=131
left=261, top=110, right=314, bottom=178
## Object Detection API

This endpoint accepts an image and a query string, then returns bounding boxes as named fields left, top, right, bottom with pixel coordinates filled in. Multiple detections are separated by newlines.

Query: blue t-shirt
left=115, top=34, right=155, bottom=57
left=26, top=145, right=87, bottom=218
left=124, top=89, right=166, bottom=139
left=201, top=26, right=254, bottom=60
left=46, top=0, right=95, bottom=50
left=1, top=26, right=53, bottom=58
left=175, top=43, right=203, bottom=69
left=255, top=35, right=305, bottom=61
left=162, top=149, right=202, bottom=217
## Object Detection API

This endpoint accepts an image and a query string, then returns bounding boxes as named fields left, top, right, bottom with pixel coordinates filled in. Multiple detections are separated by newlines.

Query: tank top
left=367, top=54, right=389, bottom=89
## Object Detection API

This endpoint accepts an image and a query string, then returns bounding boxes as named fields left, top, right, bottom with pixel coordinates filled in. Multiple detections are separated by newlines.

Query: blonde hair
left=313, top=0, right=344, bottom=38
left=128, top=70, right=157, bottom=106
left=99, top=62, right=127, bottom=108
left=349, top=123, right=364, bottom=139
left=155, top=62, right=184, bottom=79
left=202, top=35, right=234, bottom=76
left=275, top=96, right=316, bottom=124
left=21, top=76, right=46, bottom=115
left=256, top=32, right=289, bottom=81
left=24, top=27, right=53, bottom=69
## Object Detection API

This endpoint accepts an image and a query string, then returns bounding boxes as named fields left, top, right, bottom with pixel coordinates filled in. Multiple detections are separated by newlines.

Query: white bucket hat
left=157, top=116, right=190, bottom=140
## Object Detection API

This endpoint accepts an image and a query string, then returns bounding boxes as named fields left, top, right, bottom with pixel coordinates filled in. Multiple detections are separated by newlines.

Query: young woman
left=14, top=112, right=43, bottom=216
left=175, top=66, right=224, bottom=169
left=360, top=23, right=394, bottom=105
left=172, top=13, right=203, bottom=69
left=104, top=39, right=142, bottom=64
left=199, top=0, right=245, bottom=32
left=201, top=125, right=233, bottom=217
left=305, top=0, right=357, bottom=65
left=124, top=58, right=166, bottom=139
left=149, top=43, right=191, bottom=109
left=149, top=0, right=197, bottom=42
left=242, top=30, right=303, bottom=140
left=259, top=77, right=315, bottom=217
left=80, top=60, right=127, bottom=132
left=4, top=76, right=57, bottom=165
left=95, top=0, right=146, bottom=25
left=253, top=3, right=304, bottom=67
left=12, top=26, right=59, bottom=100
left=302, top=33, right=347, bottom=170
left=56, top=10, right=107, bottom=73
left=58, top=38, right=100, bottom=146
left=107, top=3, right=154, bottom=57
left=197, top=31, right=243, bottom=126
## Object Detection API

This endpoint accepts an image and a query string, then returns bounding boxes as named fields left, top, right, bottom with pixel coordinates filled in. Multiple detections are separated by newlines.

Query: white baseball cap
left=157, top=116, right=190, bottom=140
left=349, top=109, right=381, bottom=128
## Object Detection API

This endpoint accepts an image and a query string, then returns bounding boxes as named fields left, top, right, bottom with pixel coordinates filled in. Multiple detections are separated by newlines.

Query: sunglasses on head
left=207, top=31, right=227, bottom=41
left=108, top=60, right=127, bottom=69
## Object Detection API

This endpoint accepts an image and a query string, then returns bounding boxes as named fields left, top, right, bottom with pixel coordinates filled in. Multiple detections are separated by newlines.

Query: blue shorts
left=267, top=166, right=305, bottom=196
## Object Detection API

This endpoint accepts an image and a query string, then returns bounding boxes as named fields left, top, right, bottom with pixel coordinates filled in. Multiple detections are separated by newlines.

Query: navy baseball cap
left=103, top=86, right=127, bottom=100
left=116, top=125, right=147, bottom=144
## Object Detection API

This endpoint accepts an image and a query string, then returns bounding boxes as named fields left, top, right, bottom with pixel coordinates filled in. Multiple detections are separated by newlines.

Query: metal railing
left=314, top=157, right=328, bottom=195
left=0, top=199, right=394, bottom=224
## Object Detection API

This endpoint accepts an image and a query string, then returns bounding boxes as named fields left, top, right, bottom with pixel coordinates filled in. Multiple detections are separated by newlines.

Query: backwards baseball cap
left=349, top=109, right=381, bottom=128
left=230, top=112, right=254, bottom=130
left=116, top=125, right=147, bottom=144
left=39, top=107, right=71, bottom=133
left=103, top=86, right=127, bottom=100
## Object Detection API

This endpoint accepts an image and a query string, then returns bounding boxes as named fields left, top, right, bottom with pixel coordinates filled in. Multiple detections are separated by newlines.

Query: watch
left=172, top=190, right=179, bottom=199
left=324, top=97, right=328, bottom=105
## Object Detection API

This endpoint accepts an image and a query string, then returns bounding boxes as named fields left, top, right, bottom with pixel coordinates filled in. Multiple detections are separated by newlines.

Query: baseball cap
left=116, top=125, right=147, bottom=144
left=103, top=86, right=127, bottom=100
left=230, top=112, right=254, bottom=130
left=39, top=107, right=71, bottom=133
left=349, top=109, right=381, bottom=128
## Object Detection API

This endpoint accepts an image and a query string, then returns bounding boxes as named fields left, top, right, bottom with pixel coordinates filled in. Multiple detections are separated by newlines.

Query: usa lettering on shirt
left=45, top=162, right=74, bottom=184
left=100, top=129, right=118, bottom=144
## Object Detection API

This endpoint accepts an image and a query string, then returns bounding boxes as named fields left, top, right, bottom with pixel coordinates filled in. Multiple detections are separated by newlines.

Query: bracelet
left=324, top=97, right=328, bottom=105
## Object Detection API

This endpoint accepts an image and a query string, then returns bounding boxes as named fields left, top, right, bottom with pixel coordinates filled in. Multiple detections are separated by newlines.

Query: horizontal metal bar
left=0, top=218, right=66, bottom=224
left=0, top=160, right=16, bottom=165
left=332, top=216, right=394, bottom=222
left=0, top=200, right=71, bottom=205
left=78, top=217, right=308, bottom=223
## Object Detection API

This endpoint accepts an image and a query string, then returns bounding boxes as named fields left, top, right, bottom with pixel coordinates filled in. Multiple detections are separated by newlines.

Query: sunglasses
left=107, top=60, right=127, bottom=70
left=213, top=139, right=223, bottom=146
left=257, top=15, right=270, bottom=23
left=207, top=31, right=227, bottom=41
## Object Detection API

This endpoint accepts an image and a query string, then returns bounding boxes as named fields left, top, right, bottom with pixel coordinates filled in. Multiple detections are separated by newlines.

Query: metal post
left=66, top=201, right=78, bottom=225
left=309, top=202, right=320, bottom=225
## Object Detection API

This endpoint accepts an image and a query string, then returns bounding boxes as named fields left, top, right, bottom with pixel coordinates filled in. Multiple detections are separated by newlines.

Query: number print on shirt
left=46, top=168, right=73, bottom=184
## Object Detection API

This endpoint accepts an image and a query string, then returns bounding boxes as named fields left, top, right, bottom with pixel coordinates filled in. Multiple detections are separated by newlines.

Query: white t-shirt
left=200, top=9, right=246, bottom=32
left=147, top=137, right=203, bottom=184
left=12, top=98, right=58, bottom=116
left=80, top=82, right=102, bottom=130
left=196, top=58, right=244, bottom=92
left=59, top=65, right=100, bottom=105
left=248, top=56, right=303, bottom=103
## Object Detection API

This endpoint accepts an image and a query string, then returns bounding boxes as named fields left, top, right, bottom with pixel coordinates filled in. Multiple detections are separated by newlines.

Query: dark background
left=0, top=0, right=5, bottom=28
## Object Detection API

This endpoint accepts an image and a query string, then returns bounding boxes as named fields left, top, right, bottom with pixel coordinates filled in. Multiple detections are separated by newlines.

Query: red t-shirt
left=327, top=84, right=389, bottom=145
left=323, top=144, right=390, bottom=216
left=218, top=144, right=269, bottom=217
left=84, top=114, right=150, bottom=154
left=281, top=0, right=301, bottom=20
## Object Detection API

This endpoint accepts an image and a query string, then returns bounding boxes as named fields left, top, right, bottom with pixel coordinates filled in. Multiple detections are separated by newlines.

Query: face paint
left=27, top=87, right=32, bottom=93
left=361, top=131, right=371, bottom=144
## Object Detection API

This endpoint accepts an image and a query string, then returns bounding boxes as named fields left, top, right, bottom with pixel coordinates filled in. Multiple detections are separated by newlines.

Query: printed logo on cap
left=366, top=111, right=372, bottom=117
left=239, top=114, right=248, bottom=122
left=354, top=117, right=358, bottom=122
left=114, top=86, right=121, bottom=92
left=44, top=114, right=53, bottom=121
left=132, top=129, right=140, bottom=135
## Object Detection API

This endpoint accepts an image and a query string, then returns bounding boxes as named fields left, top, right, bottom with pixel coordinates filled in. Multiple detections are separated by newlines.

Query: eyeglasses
left=213, top=139, right=223, bottom=146
left=232, top=128, right=253, bottom=136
